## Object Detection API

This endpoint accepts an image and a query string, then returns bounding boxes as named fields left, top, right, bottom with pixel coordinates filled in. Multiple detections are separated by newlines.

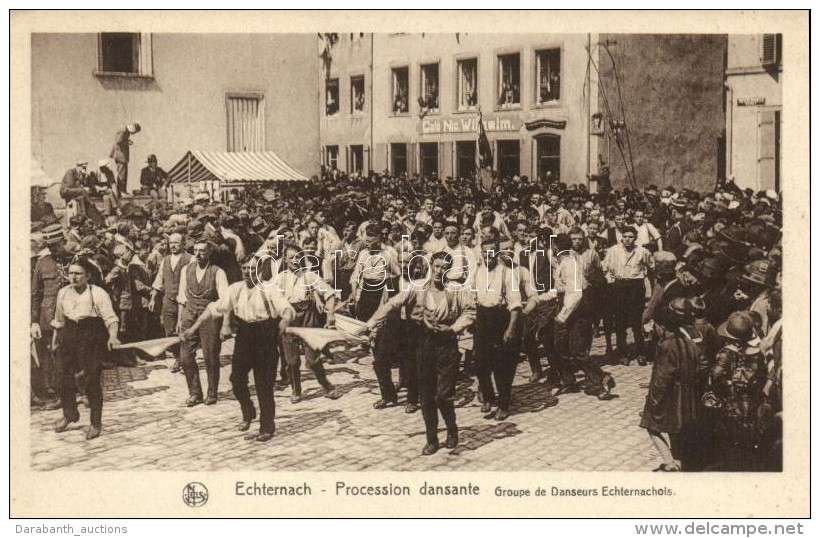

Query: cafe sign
left=737, top=97, right=766, bottom=107
left=419, top=114, right=521, bottom=135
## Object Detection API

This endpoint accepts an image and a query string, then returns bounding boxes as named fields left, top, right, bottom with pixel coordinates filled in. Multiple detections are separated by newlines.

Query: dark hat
left=42, top=223, right=64, bottom=245
left=670, top=198, right=688, bottom=210
left=251, top=217, right=269, bottom=235
left=689, top=296, right=706, bottom=315
left=81, top=235, right=101, bottom=250
left=700, top=257, right=729, bottom=279
left=146, top=154, right=158, bottom=163
left=186, top=219, right=205, bottom=239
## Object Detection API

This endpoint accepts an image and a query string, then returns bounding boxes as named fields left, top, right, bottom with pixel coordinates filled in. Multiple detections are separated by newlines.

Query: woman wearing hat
left=640, top=298, right=702, bottom=471
left=51, top=258, right=121, bottom=440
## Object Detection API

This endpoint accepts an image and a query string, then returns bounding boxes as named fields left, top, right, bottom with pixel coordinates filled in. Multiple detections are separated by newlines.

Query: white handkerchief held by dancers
left=285, top=313, right=368, bottom=352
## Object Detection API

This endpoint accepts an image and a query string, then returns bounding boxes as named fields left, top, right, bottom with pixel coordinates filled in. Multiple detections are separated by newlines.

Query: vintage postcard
left=10, top=10, right=810, bottom=518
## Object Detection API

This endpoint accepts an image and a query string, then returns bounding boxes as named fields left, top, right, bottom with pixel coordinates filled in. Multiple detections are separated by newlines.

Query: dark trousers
left=397, top=321, right=422, bottom=405
left=180, top=315, right=222, bottom=399
left=614, top=279, right=646, bottom=356
left=55, top=318, right=107, bottom=427
left=115, top=160, right=128, bottom=195
left=474, top=306, right=519, bottom=410
left=418, top=330, right=460, bottom=444
left=372, top=317, right=400, bottom=402
left=282, top=306, right=331, bottom=396
left=32, top=331, right=56, bottom=397
left=161, top=299, right=181, bottom=358
left=231, top=318, right=278, bottom=434
left=554, top=300, right=604, bottom=387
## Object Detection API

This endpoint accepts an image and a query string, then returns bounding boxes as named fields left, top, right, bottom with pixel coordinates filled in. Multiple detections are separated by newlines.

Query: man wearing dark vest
left=149, top=233, right=192, bottom=373
left=176, top=239, right=230, bottom=406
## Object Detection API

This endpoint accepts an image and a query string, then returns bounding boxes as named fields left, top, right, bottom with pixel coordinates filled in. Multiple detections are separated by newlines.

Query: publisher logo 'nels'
left=183, top=482, right=208, bottom=507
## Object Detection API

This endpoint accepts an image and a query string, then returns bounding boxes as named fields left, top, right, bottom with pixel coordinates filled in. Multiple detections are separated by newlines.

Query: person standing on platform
left=110, top=123, right=141, bottom=196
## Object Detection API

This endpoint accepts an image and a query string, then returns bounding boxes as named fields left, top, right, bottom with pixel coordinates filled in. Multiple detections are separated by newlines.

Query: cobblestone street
left=30, top=337, right=659, bottom=472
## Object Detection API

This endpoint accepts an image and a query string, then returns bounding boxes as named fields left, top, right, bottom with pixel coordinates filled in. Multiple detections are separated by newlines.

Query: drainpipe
left=370, top=32, right=375, bottom=175
left=586, top=33, right=592, bottom=187
left=724, top=82, right=733, bottom=180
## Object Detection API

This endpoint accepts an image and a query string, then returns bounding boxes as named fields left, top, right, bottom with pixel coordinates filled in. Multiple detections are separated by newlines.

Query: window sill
left=391, top=112, right=411, bottom=118
left=533, top=101, right=562, bottom=109
left=94, top=70, right=154, bottom=80
left=454, top=108, right=479, bottom=114
left=495, top=104, right=522, bottom=112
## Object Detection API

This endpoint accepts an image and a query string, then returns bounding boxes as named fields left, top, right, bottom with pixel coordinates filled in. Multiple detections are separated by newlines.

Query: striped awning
left=168, top=150, right=310, bottom=184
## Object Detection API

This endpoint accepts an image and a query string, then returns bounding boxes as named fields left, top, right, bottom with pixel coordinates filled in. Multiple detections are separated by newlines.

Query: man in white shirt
left=274, top=244, right=341, bottom=404
left=176, top=240, right=230, bottom=406
left=183, top=256, right=294, bottom=442
left=602, top=226, right=655, bottom=365
left=423, top=219, right=447, bottom=254
left=633, top=210, right=663, bottom=252
left=415, top=198, right=435, bottom=226
left=473, top=236, right=522, bottom=421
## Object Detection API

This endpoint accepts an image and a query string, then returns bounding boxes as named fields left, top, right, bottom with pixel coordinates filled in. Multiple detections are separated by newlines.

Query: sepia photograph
left=10, top=9, right=810, bottom=519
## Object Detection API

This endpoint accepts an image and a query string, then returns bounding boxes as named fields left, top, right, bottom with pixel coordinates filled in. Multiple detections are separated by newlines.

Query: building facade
left=32, top=33, right=320, bottom=195
left=724, top=34, right=783, bottom=192
left=597, top=34, right=727, bottom=192
left=319, top=33, right=601, bottom=186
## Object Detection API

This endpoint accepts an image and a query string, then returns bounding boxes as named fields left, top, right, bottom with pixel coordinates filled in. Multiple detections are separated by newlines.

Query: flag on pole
left=475, top=109, right=494, bottom=191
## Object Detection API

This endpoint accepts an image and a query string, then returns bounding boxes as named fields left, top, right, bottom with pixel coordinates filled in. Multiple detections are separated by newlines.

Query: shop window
left=349, top=145, right=364, bottom=174
left=419, top=143, right=439, bottom=178
left=326, top=145, right=339, bottom=170
left=392, top=67, right=409, bottom=114
left=536, top=48, right=561, bottom=104
left=536, top=135, right=560, bottom=182
left=226, top=93, right=265, bottom=152
left=457, top=58, right=478, bottom=111
left=456, top=141, right=476, bottom=178
left=497, top=140, right=520, bottom=179
left=391, top=143, right=408, bottom=176
left=419, top=63, right=439, bottom=112
left=351, top=76, right=365, bottom=114
left=497, top=53, right=520, bottom=108
left=96, top=33, right=153, bottom=77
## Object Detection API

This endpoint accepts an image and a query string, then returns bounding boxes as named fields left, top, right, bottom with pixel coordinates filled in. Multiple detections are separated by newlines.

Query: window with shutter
left=226, top=93, right=265, bottom=152
left=761, top=34, right=782, bottom=67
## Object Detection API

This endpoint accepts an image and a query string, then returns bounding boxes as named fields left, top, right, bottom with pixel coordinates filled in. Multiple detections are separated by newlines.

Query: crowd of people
left=30, top=165, right=783, bottom=470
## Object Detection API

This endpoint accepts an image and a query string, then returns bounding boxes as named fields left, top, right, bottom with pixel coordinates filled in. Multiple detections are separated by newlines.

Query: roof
left=168, top=150, right=310, bottom=184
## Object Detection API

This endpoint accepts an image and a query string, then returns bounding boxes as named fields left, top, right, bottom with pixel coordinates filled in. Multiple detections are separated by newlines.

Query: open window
left=497, top=53, right=520, bottom=108
left=419, top=63, right=439, bottom=112
left=536, top=48, right=561, bottom=105
left=457, top=58, right=478, bottom=111
left=326, top=78, right=340, bottom=116
left=392, top=67, right=409, bottom=114
left=96, top=33, right=153, bottom=77
left=350, top=75, right=365, bottom=114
